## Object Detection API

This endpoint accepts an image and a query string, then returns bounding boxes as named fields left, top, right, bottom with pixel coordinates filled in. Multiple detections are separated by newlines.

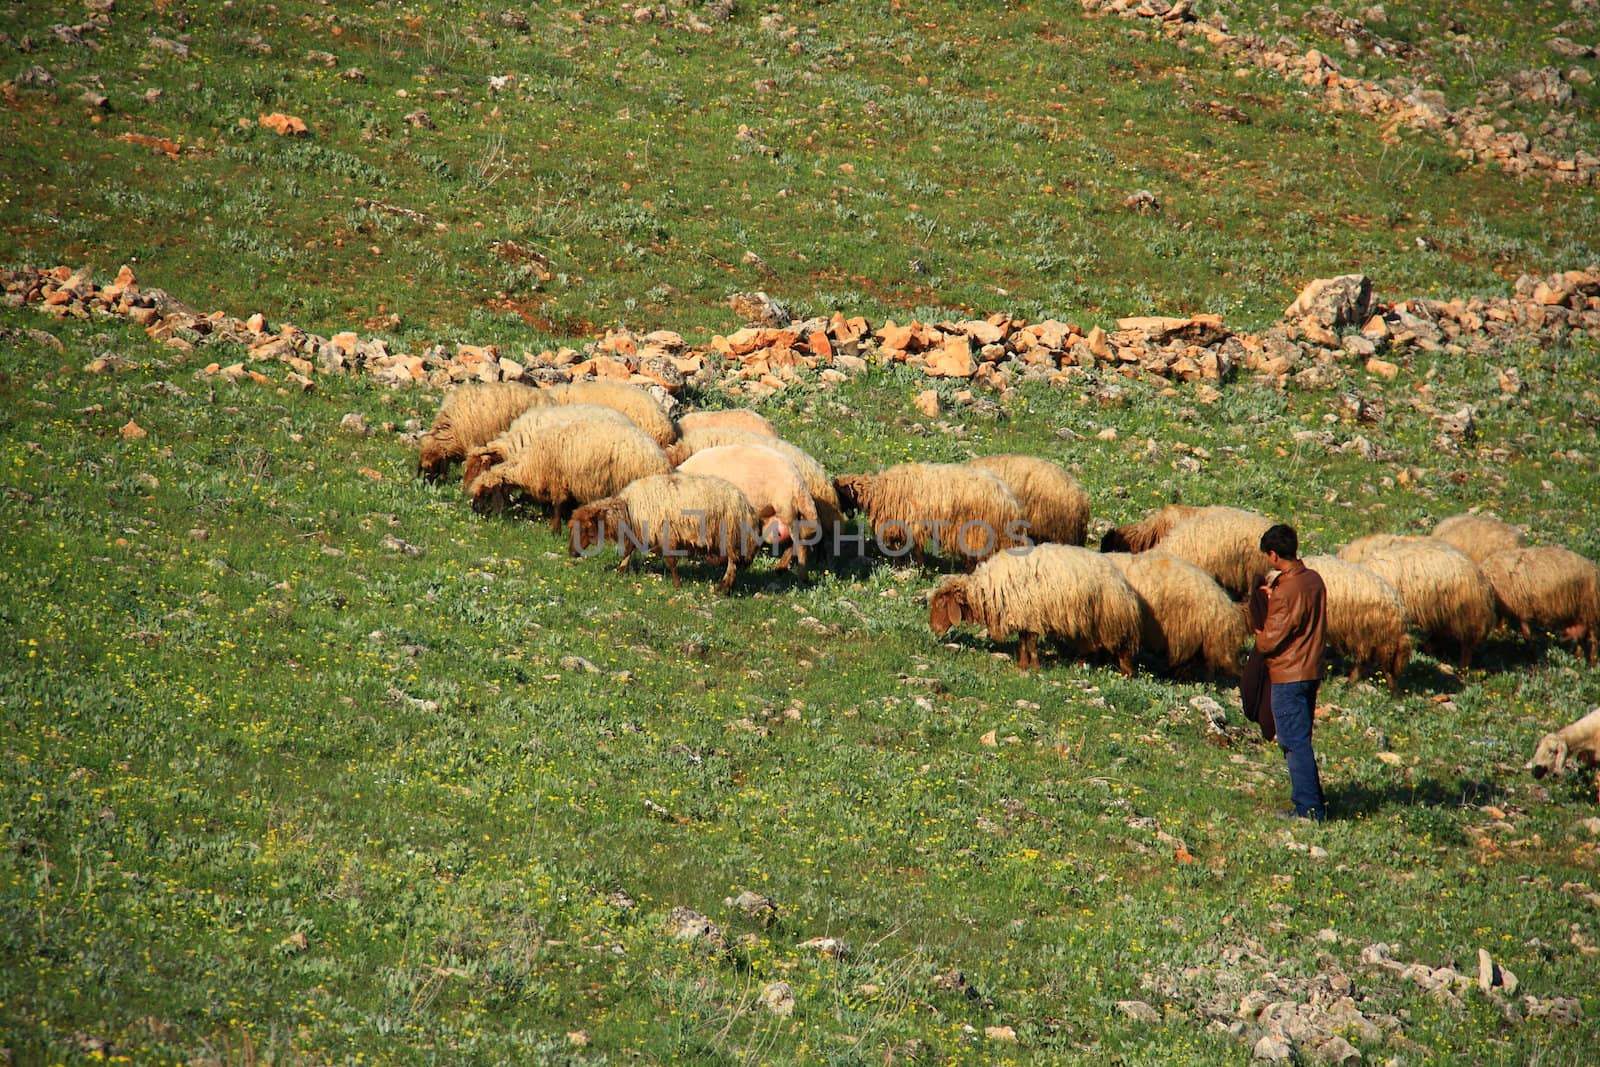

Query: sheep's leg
left=1117, top=647, right=1136, bottom=679
left=1458, top=641, right=1474, bottom=671
left=615, top=544, right=635, bottom=575
left=718, top=557, right=739, bottom=595
left=549, top=500, right=570, bottom=533
left=667, top=556, right=682, bottom=588
left=1016, top=632, right=1037, bottom=670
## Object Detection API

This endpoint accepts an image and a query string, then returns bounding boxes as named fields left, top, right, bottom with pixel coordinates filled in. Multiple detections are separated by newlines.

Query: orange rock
left=914, top=389, right=941, bottom=418
left=120, top=420, right=147, bottom=441
left=259, top=112, right=309, bottom=136
left=588, top=356, right=634, bottom=381
left=923, top=338, right=975, bottom=379
left=805, top=330, right=833, bottom=359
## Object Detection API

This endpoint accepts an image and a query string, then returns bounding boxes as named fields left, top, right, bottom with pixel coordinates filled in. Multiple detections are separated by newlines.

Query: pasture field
left=3, top=0, right=1600, bottom=1064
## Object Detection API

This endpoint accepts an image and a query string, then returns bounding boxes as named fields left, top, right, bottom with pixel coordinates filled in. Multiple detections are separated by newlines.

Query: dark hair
left=1259, top=524, right=1299, bottom=560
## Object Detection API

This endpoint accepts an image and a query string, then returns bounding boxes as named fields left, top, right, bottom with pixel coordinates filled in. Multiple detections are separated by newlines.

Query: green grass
left=4, top=0, right=1600, bottom=1063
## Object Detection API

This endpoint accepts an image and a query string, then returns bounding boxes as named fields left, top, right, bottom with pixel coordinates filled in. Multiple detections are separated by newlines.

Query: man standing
left=1254, top=524, right=1328, bottom=821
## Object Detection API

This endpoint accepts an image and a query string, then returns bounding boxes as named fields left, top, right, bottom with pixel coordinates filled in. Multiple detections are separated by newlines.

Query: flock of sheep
left=415, top=379, right=1600, bottom=786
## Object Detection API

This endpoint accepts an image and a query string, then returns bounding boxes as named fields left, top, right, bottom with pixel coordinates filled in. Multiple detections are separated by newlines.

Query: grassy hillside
left=4, top=1, right=1600, bottom=1065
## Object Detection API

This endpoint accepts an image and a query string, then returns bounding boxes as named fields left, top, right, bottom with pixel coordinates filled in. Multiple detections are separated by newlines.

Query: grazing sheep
left=557, top=380, right=678, bottom=447
left=1477, top=546, right=1600, bottom=664
left=467, top=421, right=670, bottom=530
left=1337, top=533, right=1430, bottom=564
left=1301, top=554, right=1413, bottom=689
left=1105, top=551, right=1247, bottom=678
left=460, top=403, right=634, bottom=490
left=676, top=444, right=820, bottom=575
left=675, top=408, right=779, bottom=438
left=834, top=463, right=1027, bottom=567
left=1357, top=540, right=1496, bottom=669
left=967, top=454, right=1090, bottom=546
left=417, top=381, right=549, bottom=481
left=1153, top=507, right=1275, bottom=599
left=928, top=544, right=1141, bottom=674
left=1099, top=504, right=1207, bottom=554
left=1432, top=513, right=1526, bottom=563
left=1529, top=707, right=1600, bottom=797
left=669, top=427, right=846, bottom=555
left=569, top=472, right=771, bottom=594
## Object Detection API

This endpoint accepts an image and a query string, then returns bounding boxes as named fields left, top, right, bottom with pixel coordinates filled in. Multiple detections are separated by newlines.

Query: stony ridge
left=1083, top=0, right=1600, bottom=186
left=6, top=264, right=1600, bottom=422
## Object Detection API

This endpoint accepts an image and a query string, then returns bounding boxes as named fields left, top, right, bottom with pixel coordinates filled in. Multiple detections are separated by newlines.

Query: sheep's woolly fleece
left=1105, top=550, right=1247, bottom=677
left=836, top=463, right=1025, bottom=563
left=967, top=453, right=1090, bottom=547
left=461, top=403, right=634, bottom=490
left=417, top=380, right=548, bottom=480
left=668, top=427, right=846, bottom=542
left=1301, top=554, right=1413, bottom=688
left=931, top=544, right=1141, bottom=674
left=1432, top=513, right=1527, bottom=564
left=557, top=380, right=679, bottom=447
left=674, top=408, right=778, bottom=438
left=676, top=444, right=819, bottom=568
left=1477, top=546, right=1600, bottom=664
left=1152, top=507, right=1274, bottom=599
left=1352, top=540, right=1498, bottom=669
left=468, top=421, right=670, bottom=524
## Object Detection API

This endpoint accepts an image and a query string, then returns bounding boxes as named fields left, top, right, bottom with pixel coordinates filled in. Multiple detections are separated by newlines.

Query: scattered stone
left=1253, top=1034, right=1294, bottom=1062
left=559, top=655, right=601, bottom=674
left=913, top=388, right=941, bottom=417
left=258, top=112, right=309, bottom=136
left=798, top=936, right=851, bottom=959
left=723, top=890, right=780, bottom=926
left=1123, top=188, right=1161, bottom=213
left=1117, top=1000, right=1162, bottom=1023
left=665, top=906, right=727, bottom=950
left=729, top=290, right=790, bottom=327
left=1285, top=275, right=1375, bottom=329
left=118, top=419, right=146, bottom=440
left=761, top=981, right=795, bottom=1016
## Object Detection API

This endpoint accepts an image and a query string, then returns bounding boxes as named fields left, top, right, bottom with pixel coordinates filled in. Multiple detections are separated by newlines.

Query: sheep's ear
left=757, top=503, right=778, bottom=521
left=929, top=590, right=955, bottom=634
left=1552, top=738, right=1569, bottom=777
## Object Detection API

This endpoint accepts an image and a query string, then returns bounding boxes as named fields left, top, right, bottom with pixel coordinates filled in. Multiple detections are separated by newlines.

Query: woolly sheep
left=1099, top=504, right=1207, bottom=554
left=459, top=403, right=635, bottom=490
left=1477, top=546, right=1600, bottom=665
left=1104, top=551, right=1247, bottom=678
left=967, top=454, right=1090, bottom=546
left=556, top=380, right=679, bottom=447
left=1152, top=507, right=1274, bottom=599
left=1529, top=707, right=1600, bottom=793
left=675, top=408, right=778, bottom=438
left=1337, top=533, right=1431, bottom=564
left=569, top=472, right=771, bottom=594
left=676, top=444, right=820, bottom=575
left=834, top=463, right=1027, bottom=567
left=1432, top=513, right=1526, bottom=563
left=417, top=381, right=549, bottom=481
left=467, top=421, right=670, bottom=530
left=668, top=427, right=846, bottom=553
left=928, top=544, right=1141, bottom=674
left=1301, top=554, right=1413, bottom=689
left=1356, top=540, right=1496, bottom=669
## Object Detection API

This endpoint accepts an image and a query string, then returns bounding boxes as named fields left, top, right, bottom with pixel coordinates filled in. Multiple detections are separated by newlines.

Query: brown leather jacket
left=1254, top=559, right=1327, bottom=684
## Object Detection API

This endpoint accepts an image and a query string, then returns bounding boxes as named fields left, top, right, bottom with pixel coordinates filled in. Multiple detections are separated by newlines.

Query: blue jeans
left=1271, top=680, right=1326, bottom=820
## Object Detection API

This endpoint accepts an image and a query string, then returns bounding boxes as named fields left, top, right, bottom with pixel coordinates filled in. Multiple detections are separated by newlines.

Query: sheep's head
left=461, top=446, right=506, bottom=492
left=417, top=440, right=449, bottom=482
left=928, top=582, right=969, bottom=637
left=469, top=471, right=512, bottom=516
left=1389, top=636, right=1414, bottom=686
left=832, top=474, right=869, bottom=515
left=1099, top=527, right=1133, bottom=554
left=569, top=499, right=624, bottom=557
left=1530, top=733, right=1568, bottom=778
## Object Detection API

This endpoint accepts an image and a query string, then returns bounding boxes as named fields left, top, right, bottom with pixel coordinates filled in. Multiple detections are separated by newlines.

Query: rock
left=339, top=412, right=370, bottom=435
left=119, top=420, right=147, bottom=441
left=1253, top=1034, right=1294, bottom=1062
left=1439, top=405, right=1477, bottom=441
left=1117, top=1000, right=1161, bottom=1023
left=665, top=906, right=727, bottom=950
left=723, top=890, right=779, bottom=926
left=914, top=389, right=941, bottom=417
left=923, top=337, right=975, bottom=378
left=761, top=981, right=795, bottom=1016
left=1123, top=189, right=1161, bottom=213
left=1311, top=1035, right=1362, bottom=1064
left=1284, top=275, right=1375, bottom=329
left=984, top=1025, right=1018, bottom=1042
left=1364, top=357, right=1398, bottom=381
left=729, top=290, right=790, bottom=327
left=798, top=936, right=851, bottom=958
left=258, top=112, right=309, bottom=136
left=559, top=655, right=601, bottom=673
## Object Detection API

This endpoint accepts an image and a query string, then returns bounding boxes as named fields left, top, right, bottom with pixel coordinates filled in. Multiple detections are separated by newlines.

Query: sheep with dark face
left=569, top=472, right=772, bottom=595
left=1099, top=504, right=1207, bottom=554
left=1478, top=545, right=1600, bottom=665
left=929, top=544, right=1141, bottom=674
